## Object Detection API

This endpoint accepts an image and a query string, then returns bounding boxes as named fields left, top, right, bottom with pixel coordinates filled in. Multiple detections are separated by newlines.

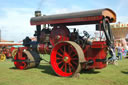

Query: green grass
left=0, top=55, right=128, bottom=85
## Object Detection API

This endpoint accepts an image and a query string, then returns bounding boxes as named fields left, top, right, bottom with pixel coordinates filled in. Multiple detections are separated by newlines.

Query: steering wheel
left=83, top=31, right=90, bottom=39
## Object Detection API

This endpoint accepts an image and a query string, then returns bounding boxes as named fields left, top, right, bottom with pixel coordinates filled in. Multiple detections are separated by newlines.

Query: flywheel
left=50, top=25, right=70, bottom=46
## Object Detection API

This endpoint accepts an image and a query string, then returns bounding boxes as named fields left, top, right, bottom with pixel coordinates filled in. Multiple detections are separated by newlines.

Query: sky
left=0, top=0, right=128, bottom=42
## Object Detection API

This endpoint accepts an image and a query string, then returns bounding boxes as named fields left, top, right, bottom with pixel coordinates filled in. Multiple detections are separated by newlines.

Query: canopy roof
left=30, top=8, right=116, bottom=26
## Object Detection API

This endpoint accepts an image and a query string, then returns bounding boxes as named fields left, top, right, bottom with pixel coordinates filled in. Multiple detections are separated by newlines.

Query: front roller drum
left=14, top=49, right=41, bottom=70
left=50, top=41, right=85, bottom=77
left=0, top=54, right=6, bottom=61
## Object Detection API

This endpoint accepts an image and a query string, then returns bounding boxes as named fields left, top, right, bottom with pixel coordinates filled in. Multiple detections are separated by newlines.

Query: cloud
left=0, top=5, right=85, bottom=42
left=36, top=0, right=57, bottom=11
left=50, top=6, right=84, bottom=14
left=0, top=8, right=36, bottom=42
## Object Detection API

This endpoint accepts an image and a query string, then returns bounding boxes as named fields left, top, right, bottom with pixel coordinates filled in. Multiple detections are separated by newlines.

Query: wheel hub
left=63, top=56, right=69, bottom=62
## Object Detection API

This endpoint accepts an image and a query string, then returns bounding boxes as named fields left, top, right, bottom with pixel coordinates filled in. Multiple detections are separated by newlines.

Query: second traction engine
left=13, top=8, right=116, bottom=77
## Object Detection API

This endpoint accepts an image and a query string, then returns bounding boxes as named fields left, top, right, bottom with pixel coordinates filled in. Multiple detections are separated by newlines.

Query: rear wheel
left=50, top=41, right=84, bottom=77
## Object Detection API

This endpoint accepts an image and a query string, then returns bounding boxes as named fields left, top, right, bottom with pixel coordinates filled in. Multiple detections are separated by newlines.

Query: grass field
left=0, top=55, right=128, bottom=85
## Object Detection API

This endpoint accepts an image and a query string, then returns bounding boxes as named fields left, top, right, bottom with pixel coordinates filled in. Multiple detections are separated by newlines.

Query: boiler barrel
left=37, top=44, right=51, bottom=54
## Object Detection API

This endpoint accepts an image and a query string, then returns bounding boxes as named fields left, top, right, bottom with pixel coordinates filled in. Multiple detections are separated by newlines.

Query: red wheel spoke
left=64, top=63, right=67, bottom=72
left=60, top=64, right=65, bottom=70
left=68, top=63, right=72, bottom=73
left=69, top=65, right=72, bottom=73
left=59, top=47, right=64, bottom=53
left=68, top=45, right=71, bottom=51
left=69, top=63, right=75, bottom=72
left=56, top=57, right=62, bottom=60
left=72, top=53, right=77, bottom=57
left=58, top=60, right=63, bottom=65
left=57, top=52, right=63, bottom=57
left=64, top=46, right=66, bottom=53
left=68, top=46, right=73, bottom=55
left=72, top=60, right=78, bottom=66
left=72, top=58, right=78, bottom=60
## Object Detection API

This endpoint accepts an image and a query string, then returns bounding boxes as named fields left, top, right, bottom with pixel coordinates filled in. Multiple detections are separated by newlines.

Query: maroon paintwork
left=84, top=41, right=107, bottom=69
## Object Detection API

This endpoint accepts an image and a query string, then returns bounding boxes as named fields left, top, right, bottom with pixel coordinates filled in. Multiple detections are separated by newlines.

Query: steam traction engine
left=13, top=8, right=116, bottom=77
left=0, top=43, right=22, bottom=61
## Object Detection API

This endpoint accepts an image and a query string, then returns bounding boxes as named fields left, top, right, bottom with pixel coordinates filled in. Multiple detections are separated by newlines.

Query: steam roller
left=13, top=8, right=117, bottom=77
